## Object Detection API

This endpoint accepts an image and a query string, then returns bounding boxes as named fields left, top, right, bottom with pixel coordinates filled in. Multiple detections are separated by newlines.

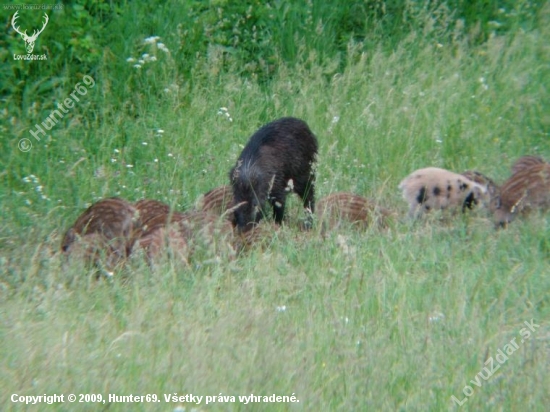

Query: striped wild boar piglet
left=494, top=162, right=550, bottom=227
left=195, top=185, right=235, bottom=218
left=229, top=117, right=318, bottom=232
left=399, top=167, right=489, bottom=217
left=316, top=192, right=395, bottom=230
left=134, top=199, right=185, bottom=238
left=61, top=197, right=140, bottom=273
left=510, top=155, right=547, bottom=175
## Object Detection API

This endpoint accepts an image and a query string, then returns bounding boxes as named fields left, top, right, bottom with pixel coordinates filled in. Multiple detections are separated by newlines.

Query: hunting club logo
left=11, top=10, right=49, bottom=60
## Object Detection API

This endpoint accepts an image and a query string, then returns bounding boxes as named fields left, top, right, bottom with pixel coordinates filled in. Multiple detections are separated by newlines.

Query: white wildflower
left=157, top=43, right=169, bottom=53
left=429, top=312, right=445, bottom=323
left=144, top=36, right=160, bottom=44
left=336, top=234, right=355, bottom=255
left=23, top=174, right=38, bottom=183
left=217, top=107, right=233, bottom=122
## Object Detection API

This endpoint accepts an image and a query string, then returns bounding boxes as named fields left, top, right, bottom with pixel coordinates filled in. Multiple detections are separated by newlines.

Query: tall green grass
left=1, top=1, right=550, bottom=411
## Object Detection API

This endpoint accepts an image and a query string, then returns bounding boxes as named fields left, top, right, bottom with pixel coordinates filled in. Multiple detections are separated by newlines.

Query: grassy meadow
left=1, top=1, right=550, bottom=411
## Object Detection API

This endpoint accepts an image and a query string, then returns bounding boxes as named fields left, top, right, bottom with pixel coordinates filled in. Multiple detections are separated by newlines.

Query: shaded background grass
left=1, top=0, right=550, bottom=410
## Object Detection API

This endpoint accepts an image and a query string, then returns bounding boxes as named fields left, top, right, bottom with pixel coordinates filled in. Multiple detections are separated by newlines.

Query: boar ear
left=230, top=167, right=238, bottom=182
left=61, top=228, right=76, bottom=252
left=231, top=160, right=243, bottom=181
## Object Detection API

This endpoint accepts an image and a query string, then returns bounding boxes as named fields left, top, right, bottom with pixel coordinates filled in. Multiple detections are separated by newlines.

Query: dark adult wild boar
left=229, top=117, right=318, bottom=232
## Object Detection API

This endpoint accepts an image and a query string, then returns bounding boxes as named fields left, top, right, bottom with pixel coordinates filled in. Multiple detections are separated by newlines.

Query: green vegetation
left=1, top=0, right=549, bottom=410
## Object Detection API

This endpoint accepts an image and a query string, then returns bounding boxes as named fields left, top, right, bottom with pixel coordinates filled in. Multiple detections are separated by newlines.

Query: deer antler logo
left=11, top=11, right=49, bottom=54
